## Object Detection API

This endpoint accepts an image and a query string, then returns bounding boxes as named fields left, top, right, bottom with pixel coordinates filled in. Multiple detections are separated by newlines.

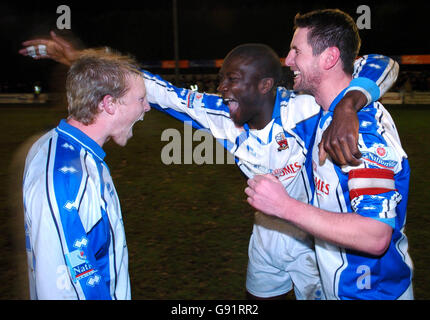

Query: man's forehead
left=290, top=27, right=310, bottom=47
left=221, top=55, right=255, bottom=73
left=127, top=74, right=146, bottom=91
left=127, top=72, right=143, bottom=81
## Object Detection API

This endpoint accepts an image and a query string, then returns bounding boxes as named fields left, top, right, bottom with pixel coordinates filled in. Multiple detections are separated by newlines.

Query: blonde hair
left=66, top=47, right=142, bottom=125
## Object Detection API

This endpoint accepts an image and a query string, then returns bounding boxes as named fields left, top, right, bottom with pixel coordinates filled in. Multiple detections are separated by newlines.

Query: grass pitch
left=1, top=103, right=428, bottom=300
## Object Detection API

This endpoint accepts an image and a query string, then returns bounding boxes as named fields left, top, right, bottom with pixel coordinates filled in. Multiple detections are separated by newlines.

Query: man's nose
left=144, top=101, right=151, bottom=112
left=217, top=80, right=227, bottom=93
left=284, top=50, right=294, bottom=67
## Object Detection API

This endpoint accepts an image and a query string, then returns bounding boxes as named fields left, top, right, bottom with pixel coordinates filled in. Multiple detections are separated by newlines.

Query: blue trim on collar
left=329, top=88, right=349, bottom=112
left=56, top=119, right=106, bottom=160
left=266, top=90, right=283, bottom=142
left=272, top=89, right=282, bottom=123
left=319, top=88, right=349, bottom=129
left=237, top=90, right=283, bottom=147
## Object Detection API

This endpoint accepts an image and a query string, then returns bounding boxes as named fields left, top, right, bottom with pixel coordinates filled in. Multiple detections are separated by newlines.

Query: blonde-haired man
left=23, top=48, right=150, bottom=299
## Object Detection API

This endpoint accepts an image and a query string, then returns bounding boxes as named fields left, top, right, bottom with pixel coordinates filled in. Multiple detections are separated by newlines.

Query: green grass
left=1, top=104, right=429, bottom=299
left=388, top=106, right=430, bottom=300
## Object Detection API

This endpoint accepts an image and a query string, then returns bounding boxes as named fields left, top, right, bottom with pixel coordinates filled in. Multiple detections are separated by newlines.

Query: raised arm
left=319, top=54, right=399, bottom=166
left=19, top=32, right=237, bottom=141
left=19, top=31, right=81, bottom=66
left=142, top=70, right=239, bottom=138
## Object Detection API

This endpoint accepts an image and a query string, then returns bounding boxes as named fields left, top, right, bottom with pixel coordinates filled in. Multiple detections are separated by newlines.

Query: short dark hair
left=294, top=9, right=361, bottom=75
left=225, top=43, right=282, bottom=87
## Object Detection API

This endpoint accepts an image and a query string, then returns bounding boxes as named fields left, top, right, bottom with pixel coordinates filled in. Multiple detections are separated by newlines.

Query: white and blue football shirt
left=23, top=120, right=130, bottom=300
left=311, top=89, right=413, bottom=300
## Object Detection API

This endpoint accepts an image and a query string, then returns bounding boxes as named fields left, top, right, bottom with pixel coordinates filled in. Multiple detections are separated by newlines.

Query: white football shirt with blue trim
left=311, top=89, right=413, bottom=300
left=23, top=120, right=130, bottom=300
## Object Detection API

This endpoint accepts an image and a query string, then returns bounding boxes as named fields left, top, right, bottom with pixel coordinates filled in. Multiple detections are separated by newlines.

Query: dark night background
left=0, top=0, right=428, bottom=90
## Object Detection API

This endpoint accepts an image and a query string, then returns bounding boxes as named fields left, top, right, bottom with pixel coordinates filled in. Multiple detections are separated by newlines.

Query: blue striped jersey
left=311, top=89, right=413, bottom=299
left=23, top=120, right=130, bottom=299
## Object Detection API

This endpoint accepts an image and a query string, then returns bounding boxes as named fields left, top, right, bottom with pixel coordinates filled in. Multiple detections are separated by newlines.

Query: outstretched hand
left=318, top=90, right=366, bottom=167
left=19, top=31, right=81, bottom=66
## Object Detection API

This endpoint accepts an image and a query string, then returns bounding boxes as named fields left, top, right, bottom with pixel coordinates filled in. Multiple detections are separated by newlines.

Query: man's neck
left=314, top=72, right=353, bottom=111
left=248, top=92, right=276, bottom=130
left=67, top=118, right=108, bottom=147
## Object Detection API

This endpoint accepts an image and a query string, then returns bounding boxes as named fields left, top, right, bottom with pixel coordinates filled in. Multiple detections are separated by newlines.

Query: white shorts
left=246, top=212, right=324, bottom=300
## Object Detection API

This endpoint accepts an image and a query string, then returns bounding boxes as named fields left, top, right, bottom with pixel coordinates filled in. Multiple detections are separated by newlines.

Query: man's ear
left=321, top=46, right=341, bottom=70
left=98, top=95, right=116, bottom=115
left=259, top=77, right=275, bottom=95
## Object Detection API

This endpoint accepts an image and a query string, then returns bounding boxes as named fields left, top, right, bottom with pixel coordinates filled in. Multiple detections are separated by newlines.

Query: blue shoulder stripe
left=52, top=136, right=111, bottom=299
left=45, top=137, right=80, bottom=298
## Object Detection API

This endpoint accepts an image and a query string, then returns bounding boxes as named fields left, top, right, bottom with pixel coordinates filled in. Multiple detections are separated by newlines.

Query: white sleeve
left=346, top=54, right=399, bottom=104
left=142, top=70, right=241, bottom=141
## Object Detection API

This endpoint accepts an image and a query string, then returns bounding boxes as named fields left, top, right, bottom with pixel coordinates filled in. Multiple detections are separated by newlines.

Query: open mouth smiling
left=223, top=98, right=240, bottom=116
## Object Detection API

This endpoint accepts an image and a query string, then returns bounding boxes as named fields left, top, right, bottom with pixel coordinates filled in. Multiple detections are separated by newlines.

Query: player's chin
left=292, top=79, right=302, bottom=92
left=232, top=120, right=246, bottom=128
left=114, top=139, right=128, bottom=147
left=231, top=113, right=245, bottom=128
left=114, top=133, right=132, bottom=147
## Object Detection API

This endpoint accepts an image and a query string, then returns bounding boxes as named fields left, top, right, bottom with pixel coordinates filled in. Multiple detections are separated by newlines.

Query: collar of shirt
left=242, top=88, right=282, bottom=144
left=329, top=87, right=349, bottom=112
left=56, top=119, right=106, bottom=161
left=319, top=87, right=349, bottom=129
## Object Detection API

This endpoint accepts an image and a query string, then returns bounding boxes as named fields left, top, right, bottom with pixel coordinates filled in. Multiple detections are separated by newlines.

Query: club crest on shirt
left=376, top=146, right=387, bottom=157
left=275, top=132, right=289, bottom=151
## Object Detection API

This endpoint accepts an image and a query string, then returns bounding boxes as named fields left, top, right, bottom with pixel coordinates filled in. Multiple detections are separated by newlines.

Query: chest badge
left=275, top=132, right=289, bottom=151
